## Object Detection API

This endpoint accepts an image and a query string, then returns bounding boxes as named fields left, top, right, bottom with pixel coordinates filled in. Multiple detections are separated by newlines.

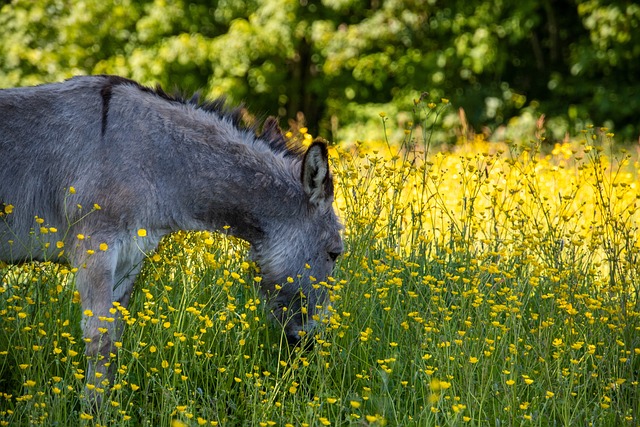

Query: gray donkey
left=0, top=75, right=343, bottom=401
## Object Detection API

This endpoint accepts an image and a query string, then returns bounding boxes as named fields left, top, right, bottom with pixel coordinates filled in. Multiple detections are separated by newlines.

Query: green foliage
left=1, top=0, right=639, bottom=139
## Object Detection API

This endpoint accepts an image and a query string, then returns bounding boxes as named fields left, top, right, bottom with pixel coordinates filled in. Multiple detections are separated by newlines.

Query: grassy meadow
left=1, top=100, right=640, bottom=426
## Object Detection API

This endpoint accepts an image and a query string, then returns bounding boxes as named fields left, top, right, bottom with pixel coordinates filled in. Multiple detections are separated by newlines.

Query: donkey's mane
left=98, top=75, right=305, bottom=159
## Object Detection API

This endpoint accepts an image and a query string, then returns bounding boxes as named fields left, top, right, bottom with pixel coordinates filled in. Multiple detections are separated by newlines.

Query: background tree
left=1, top=0, right=638, bottom=140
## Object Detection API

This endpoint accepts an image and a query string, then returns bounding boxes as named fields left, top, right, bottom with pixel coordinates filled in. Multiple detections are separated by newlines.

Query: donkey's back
left=0, top=77, right=107, bottom=260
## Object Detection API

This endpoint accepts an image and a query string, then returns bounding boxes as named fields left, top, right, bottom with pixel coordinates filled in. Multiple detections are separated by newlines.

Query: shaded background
left=1, top=0, right=638, bottom=141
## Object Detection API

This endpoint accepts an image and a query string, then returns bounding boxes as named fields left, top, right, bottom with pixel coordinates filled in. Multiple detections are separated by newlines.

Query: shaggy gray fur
left=0, top=75, right=342, bottom=403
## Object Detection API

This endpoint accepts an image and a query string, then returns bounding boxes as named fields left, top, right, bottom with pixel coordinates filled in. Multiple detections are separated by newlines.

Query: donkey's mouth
left=286, top=332, right=315, bottom=351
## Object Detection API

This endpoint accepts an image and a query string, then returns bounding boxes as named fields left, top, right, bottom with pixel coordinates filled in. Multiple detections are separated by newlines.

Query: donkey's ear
left=302, top=138, right=333, bottom=206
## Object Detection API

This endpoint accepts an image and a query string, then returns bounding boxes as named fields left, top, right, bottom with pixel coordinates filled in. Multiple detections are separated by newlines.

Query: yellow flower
left=137, top=229, right=147, bottom=237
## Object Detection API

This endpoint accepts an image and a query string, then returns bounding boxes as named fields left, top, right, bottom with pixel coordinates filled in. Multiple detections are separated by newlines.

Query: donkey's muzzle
left=287, top=333, right=315, bottom=351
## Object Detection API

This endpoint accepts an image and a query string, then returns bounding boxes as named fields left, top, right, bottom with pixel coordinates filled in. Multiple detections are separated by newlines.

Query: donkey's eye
left=328, top=251, right=341, bottom=262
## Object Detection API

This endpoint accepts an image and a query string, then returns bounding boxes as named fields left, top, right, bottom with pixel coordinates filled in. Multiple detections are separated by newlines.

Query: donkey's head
left=251, top=139, right=343, bottom=346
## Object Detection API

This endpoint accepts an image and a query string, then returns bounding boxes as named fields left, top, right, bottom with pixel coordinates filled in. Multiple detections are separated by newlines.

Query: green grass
left=2, top=106, right=640, bottom=426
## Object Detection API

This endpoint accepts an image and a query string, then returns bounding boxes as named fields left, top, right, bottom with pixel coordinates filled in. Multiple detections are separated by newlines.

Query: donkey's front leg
left=75, top=246, right=134, bottom=406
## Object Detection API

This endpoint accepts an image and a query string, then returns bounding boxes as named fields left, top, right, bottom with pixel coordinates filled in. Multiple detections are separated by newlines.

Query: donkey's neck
left=167, top=128, right=304, bottom=244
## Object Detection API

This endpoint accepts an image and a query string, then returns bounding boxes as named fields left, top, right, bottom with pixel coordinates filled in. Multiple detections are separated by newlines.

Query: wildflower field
left=1, top=102, right=640, bottom=426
